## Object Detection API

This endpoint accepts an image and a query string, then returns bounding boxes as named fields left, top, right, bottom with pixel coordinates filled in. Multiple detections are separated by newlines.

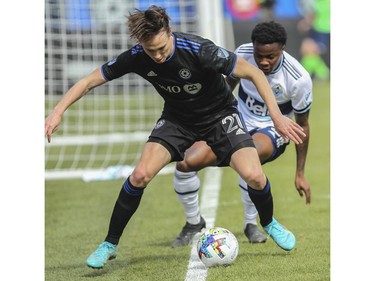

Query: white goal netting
left=45, top=0, right=229, bottom=180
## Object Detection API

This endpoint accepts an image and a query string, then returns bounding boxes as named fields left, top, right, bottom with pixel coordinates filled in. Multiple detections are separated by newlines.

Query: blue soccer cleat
left=263, top=217, right=296, bottom=251
left=86, top=241, right=117, bottom=269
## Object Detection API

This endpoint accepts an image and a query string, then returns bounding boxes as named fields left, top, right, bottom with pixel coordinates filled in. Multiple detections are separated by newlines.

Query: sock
left=105, top=177, right=145, bottom=245
left=247, top=178, right=273, bottom=227
left=238, top=176, right=258, bottom=229
left=174, top=169, right=201, bottom=225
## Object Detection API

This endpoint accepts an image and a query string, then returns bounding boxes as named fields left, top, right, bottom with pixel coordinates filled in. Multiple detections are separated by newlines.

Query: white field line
left=45, top=164, right=175, bottom=181
left=45, top=132, right=149, bottom=146
left=184, top=167, right=223, bottom=281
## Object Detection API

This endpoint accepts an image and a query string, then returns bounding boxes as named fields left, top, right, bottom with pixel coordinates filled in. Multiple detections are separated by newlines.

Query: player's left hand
left=273, top=115, right=306, bottom=144
left=295, top=174, right=311, bottom=204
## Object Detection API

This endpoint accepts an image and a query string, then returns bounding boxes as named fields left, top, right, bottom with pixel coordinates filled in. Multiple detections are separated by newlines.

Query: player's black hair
left=127, top=5, right=171, bottom=43
left=251, top=21, right=287, bottom=46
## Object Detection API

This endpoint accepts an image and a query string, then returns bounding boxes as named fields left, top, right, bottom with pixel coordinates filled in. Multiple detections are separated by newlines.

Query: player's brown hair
left=127, top=5, right=171, bottom=43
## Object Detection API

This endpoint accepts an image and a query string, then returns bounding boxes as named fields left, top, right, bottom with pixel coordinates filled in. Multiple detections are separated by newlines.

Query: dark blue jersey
left=101, top=32, right=238, bottom=127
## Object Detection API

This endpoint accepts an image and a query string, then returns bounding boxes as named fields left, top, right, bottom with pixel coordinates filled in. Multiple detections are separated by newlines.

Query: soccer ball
left=197, top=226, right=239, bottom=267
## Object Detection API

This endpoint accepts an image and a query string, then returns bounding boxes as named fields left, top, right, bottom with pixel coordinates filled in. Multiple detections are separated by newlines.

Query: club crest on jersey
left=154, top=119, right=165, bottom=130
left=217, top=48, right=230, bottom=59
left=272, top=84, right=285, bottom=97
left=179, top=68, right=191, bottom=79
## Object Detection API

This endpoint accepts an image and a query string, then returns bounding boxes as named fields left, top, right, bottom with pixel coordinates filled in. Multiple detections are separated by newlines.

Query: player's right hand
left=273, top=115, right=305, bottom=145
left=45, top=112, right=62, bottom=143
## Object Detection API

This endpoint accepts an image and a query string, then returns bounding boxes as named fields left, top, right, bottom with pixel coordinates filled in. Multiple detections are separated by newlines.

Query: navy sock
left=105, top=177, right=145, bottom=245
left=247, top=178, right=273, bottom=227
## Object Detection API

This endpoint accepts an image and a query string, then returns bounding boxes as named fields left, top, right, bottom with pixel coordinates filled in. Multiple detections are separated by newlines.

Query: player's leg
left=87, top=141, right=172, bottom=268
left=240, top=130, right=279, bottom=243
left=239, top=176, right=267, bottom=243
left=209, top=112, right=295, bottom=251
left=230, top=147, right=296, bottom=251
left=172, top=141, right=217, bottom=247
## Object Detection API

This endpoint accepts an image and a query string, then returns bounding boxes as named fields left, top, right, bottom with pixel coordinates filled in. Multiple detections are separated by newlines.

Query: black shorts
left=147, top=111, right=255, bottom=166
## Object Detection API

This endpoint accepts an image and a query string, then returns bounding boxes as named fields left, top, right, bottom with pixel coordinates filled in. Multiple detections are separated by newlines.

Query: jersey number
left=222, top=113, right=244, bottom=133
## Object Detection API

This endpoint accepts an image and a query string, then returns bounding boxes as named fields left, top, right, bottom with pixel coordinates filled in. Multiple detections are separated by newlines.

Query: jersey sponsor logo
left=157, top=83, right=182, bottom=94
left=154, top=119, right=165, bottom=129
left=179, top=68, right=191, bottom=79
left=183, top=83, right=201, bottom=94
left=147, top=70, right=158, bottom=77
left=244, top=95, right=269, bottom=117
left=156, top=83, right=202, bottom=95
left=217, top=48, right=230, bottom=59
left=272, top=84, right=285, bottom=97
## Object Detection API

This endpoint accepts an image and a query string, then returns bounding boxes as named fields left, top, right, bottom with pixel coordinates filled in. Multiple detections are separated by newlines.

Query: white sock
left=238, top=176, right=258, bottom=229
left=174, top=169, right=201, bottom=225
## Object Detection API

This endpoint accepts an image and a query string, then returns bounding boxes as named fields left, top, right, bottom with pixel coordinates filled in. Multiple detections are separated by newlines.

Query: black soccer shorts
left=147, top=111, right=255, bottom=166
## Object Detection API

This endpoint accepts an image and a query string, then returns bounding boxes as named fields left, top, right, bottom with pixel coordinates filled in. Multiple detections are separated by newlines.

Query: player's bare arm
left=294, top=111, right=311, bottom=204
left=232, top=57, right=306, bottom=144
left=45, top=67, right=107, bottom=143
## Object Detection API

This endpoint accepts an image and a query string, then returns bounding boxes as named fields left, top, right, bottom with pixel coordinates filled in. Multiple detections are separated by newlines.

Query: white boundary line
left=45, top=132, right=149, bottom=146
left=184, top=167, right=223, bottom=281
left=45, top=164, right=175, bottom=181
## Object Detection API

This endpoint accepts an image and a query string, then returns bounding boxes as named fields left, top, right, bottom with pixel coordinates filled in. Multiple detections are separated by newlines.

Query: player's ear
left=167, top=26, right=172, bottom=36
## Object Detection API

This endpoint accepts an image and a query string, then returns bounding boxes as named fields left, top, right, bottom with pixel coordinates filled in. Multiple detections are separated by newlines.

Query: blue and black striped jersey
left=101, top=32, right=238, bottom=127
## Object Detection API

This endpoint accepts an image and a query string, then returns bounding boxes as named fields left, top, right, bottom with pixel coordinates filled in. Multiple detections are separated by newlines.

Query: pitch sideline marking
left=184, top=167, right=223, bottom=281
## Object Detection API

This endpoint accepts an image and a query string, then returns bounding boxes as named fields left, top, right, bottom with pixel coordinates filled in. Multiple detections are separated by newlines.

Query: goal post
left=45, top=0, right=233, bottom=180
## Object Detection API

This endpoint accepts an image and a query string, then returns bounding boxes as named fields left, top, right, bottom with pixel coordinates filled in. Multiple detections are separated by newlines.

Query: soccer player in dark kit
left=45, top=6, right=305, bottom=269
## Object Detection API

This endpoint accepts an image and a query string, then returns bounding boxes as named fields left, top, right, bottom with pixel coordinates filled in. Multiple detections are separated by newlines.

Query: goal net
left=45, top=0, right=229, bottom=180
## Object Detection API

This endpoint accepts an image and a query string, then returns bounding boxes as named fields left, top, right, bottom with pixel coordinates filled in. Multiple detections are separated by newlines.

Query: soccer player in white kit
left=172, top=21, right=313, bottom=247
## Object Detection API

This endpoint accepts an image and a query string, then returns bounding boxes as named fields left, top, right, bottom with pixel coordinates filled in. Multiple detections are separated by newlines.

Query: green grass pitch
left=45, top=81, right=330, bottom=281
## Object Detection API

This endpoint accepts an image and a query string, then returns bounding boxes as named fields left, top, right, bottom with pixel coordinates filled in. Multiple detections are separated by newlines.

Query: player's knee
left=242, top=168, right=265, bottom=190
left=176, top=157, right=200, bottom=172
left=176, top=160, right=191, bottom=172
left=130, top=169, right=152, bottom=187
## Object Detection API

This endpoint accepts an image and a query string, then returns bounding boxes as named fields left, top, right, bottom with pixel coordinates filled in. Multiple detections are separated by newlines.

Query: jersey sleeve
left=101, top=49, right=135, bottom=81
left=291, top=74, right=313, bottom=114
left=198, top=40, right=237, bottom=76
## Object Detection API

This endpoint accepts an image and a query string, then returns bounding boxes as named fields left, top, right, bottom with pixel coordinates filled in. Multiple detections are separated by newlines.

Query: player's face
left=253, top=42, right=284, bottom=75
left=141, top=29, right=174, bottom=64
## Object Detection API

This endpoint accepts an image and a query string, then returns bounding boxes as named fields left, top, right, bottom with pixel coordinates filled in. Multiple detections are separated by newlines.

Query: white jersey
left=235, top=43, right=313, bottom=131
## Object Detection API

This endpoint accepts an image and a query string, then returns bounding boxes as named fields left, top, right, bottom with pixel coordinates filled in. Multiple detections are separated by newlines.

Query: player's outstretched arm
left=232, top=57, right=306, bottom=144
left=45, top=67, right=107, bottom=143
left=294, top=111, right=311, bottom=204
